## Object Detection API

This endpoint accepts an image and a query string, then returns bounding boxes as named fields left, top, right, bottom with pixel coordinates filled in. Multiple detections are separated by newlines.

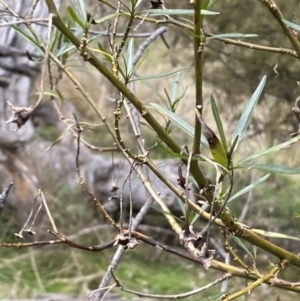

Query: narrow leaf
left=282, top=19, right=300, bottom=32
left=149, top=103, right=210, bottom=149
left=175, top=197, right=186, bottom=216
left=68, top=6, right=85, bottom=29
left=135, top=0, right=143, bottom=8
left=231, top=235, right=253, bottom=259
left=170, top=72, right=182, bottom=105
left=252, top=229, right=300, bottom=242
left=136, top=74, right=166, bottom=104
left=235, top=164, right=300, bottom=174
left=228, top=174, right=270, bottom=203
left=138, top=9, right=220, bottom=16
left=208, top=33, right=258, bottom=40
left=96, top=42, right=113, bottom=62
left=157, top=141, right=204, bottom=161
left=195, top=110, right=228, bottom=167
left=131, top=66, right=190, bottom=82
left=190, top=213, right=200, bottom=225
left=126, top=38, right=135, bottom=76
left=231, top=76, right=266, bottom=155
left=75, top=0, right=87, bottom=21
left=237, top=134, right=300, bottom=165
left=207, top=0, right=220, bottom=9
left=94, top=13, right=123, bottom=24
left=210, top=95, right=227, bottom=152
left=8, top=23, right=43, bottom=55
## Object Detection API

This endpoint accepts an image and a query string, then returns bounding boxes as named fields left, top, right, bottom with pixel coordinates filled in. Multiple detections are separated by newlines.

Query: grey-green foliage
left=166, top=1, right=300, bottom=139
left=204, top=1, right=300, bottom=135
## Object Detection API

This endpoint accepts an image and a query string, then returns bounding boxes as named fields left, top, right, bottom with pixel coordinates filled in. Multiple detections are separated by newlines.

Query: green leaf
left=8, top=22, right=43, bottom=55
left=135, top=0, right=143, bottom=8
left=68, top=6, right=85, bottom=29
left=237, top=134, right=300, bottom=165
left=252, top=229, right=300, bottom=242
left=126, top=38, right=135, bottom=76
left=252, top=245, right=257, bottom=259
left=175, top=197, right=186, bottom=216
left=228, top=174, right=270, bottom=203
left=157, top=141, right=204, bottom=161
left=135, top=74, right=167, bottom=104
left=50, top=26, right=59, bottom=53
left=131, top=66, right=190, bottom=82
left=231, top=235, right=253, bottom=259
left=56, top=27, right=83, bottom=56
left=190, top=213, right=200, bottom=225
left=132, top=49, right=149, bottom=74
left=96, top=42, right=113, bottom=63
left=75, top=0, right=87, bottom=21
left=195, top=112, right=228, bottom=167
left=138, top=9, right=220, bottom=16
left=231, top=76, right=266, bottom=156
left=170, top=72, right=182, bottom=105
left=94, top=13, right=123, bottom=24
left=149, top=103, right=209, bottom=149
left=282, top=19, right=300, bottom=32
left=207, top=33, right=258, bottom=40
left=210, top=95, right=227, bottom=153
left=207, top=0, right=220, bottom=9
left=118, top=0, right=131, bottom=12
left=235, top=164, right=300, bottom=174
left=171, top=87, right=188, bottom=112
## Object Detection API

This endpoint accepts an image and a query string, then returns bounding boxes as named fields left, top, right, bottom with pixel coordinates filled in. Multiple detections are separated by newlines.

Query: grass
left=0, top=233, right=221, bottom=300
left=1, top=189, right=300, bottom=301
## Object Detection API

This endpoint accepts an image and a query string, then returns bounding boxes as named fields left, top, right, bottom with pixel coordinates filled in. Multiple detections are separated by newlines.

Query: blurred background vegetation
left=2, top=0, right=300, bottom=300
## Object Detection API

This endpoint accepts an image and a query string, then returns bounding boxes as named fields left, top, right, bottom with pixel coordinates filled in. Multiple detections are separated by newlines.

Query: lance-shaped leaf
left=137, top=9, right=220, bottom=16
left=235, top=164, right=300, bottom=174
left=252, top=229, right=300, bottom=242
left=237, top=134, right=300, bottom=166
left=211, top=95, right=227, bottom=153
left=126, top=38, right=134, bottom=76
left=75, top=0, right=87, bottom=21
left=231, top=235, right=253, bottom=259
left=195, top=108, right=228, bottom=168
left=282, top=19, right=300, bottom=32
left=130, top=66, right=190, bottom=82
left=231, top=76, right=266, bottom=156
left=228, top=174, right=270, bottom=203
left=207, top=33, right=258, bottom=40
left=149, top=103, right=209, bottom=149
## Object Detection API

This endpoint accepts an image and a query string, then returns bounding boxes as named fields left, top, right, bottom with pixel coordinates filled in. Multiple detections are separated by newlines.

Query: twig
left=259, top=0, right=300, bottom=58
left=14, top=192, right=41, bottom=239
left=93, top=182, right=155, bottom=301
left=111, top=267, right=230, bottom=299
left=74, top=117, right=119, bottom=231
left=40, top=190, right=58, bottom=233
left=222, top=259, right=288, bottom=301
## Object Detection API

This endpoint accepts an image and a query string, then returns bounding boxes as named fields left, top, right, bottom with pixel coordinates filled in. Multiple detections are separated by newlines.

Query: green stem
left=192, top=0, right=204, bottom=155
